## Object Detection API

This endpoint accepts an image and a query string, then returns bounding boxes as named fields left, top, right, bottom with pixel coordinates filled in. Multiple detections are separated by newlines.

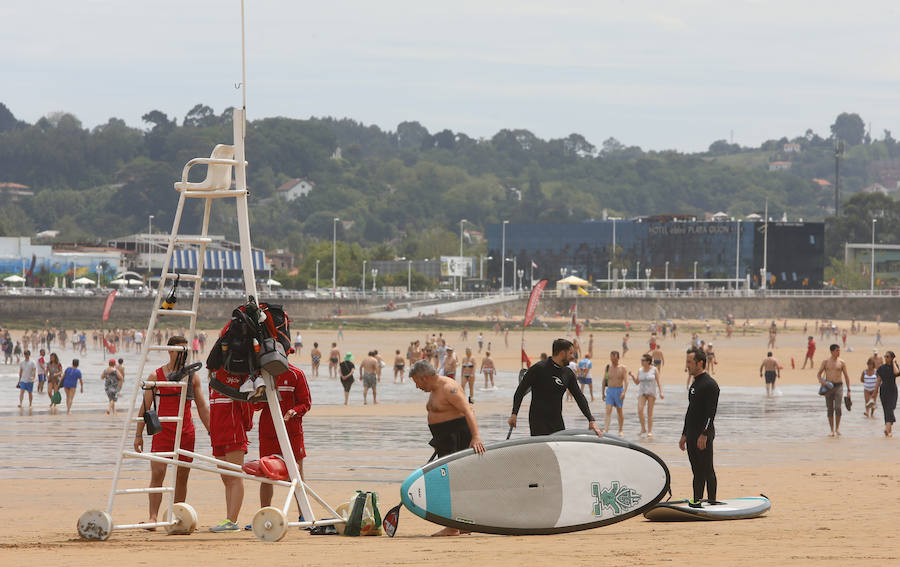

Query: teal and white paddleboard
left=644, top=496, right=771, bottom=521
left=400, top=435, right=670, bottom=535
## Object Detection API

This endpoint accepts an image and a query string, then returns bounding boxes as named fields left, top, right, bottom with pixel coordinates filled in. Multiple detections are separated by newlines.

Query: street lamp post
left=480, top=255, right=492, bottom=280
left=693, top=261, right=698, bottom=289
left=332, top=217, right=339, bottom=295
left=517, top=268, right=524, bottom=292
left=315, top=259, right=320, bottom=294
left=371, top=268, right=378, bottom=293
left=645, top=268, right=651, bottom=291
left=408, top=260, right=412, bottom=293
left=362, top=260, right=367, bottom=294
left=147, top=215, right=154, bottom=275
left=501, top=220, right=509, bottom=293
left=620, top=268, right=628, bottom=291
left=636, top=261, right=640, bottom=282
left=665, top=261, right=669, bottom=290
left=459, top=219, right=467, bottom=292
left=607, top=261, right=612, bottom=292
left=871, top=218, right=877, bottom=293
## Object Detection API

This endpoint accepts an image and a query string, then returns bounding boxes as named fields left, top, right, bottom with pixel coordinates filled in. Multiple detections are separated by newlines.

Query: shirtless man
left=393, top=349, right=405, bottom=383
left=328, top=343, right=340, bottom=379
left=443, top=346, right=458, bottom=379
left=480, top=351, right=496, bottom=389
left=460, top=347, right=477, bottom=403
left=602, top=351, right=629, bottom=436
left=409, top=360, right=485, bottom=536
left=359, top=351, right=379, bottom=405
left=310, top=342, right=322, bottom=377
left=817, top=344, right=851, bottom=437
left=759, top=352, right=780, bottom=397
left=649, top=343, right=664, bottom=372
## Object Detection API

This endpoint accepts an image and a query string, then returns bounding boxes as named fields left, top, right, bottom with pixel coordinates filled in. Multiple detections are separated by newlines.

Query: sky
left=4, top=0, right=900, bottom=152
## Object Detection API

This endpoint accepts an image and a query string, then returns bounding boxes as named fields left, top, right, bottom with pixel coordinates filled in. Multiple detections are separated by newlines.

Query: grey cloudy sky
left=4, top=0, right=900, bottom=151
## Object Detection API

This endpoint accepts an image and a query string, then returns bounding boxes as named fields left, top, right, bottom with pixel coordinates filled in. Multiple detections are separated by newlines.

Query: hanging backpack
left=206, top=307, right=258, bottom=375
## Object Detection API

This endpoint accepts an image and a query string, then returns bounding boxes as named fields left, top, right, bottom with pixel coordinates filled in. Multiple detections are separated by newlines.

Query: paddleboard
left=644, top=496, right=771, bottom=521
left=400, top=436, right=670, bottom=535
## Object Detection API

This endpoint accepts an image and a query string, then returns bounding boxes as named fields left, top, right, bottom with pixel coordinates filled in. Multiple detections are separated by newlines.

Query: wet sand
left=1, top=318, right=898, bottom=565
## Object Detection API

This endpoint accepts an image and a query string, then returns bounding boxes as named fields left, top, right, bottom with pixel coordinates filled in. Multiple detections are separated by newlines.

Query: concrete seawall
left=451, top=296, right=900, bottom=322
left=0, top=295, right=897, bottom=328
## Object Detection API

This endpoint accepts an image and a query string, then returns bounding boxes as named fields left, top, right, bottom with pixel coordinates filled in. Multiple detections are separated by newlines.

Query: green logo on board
left=591, top=481, right=642, bottom=516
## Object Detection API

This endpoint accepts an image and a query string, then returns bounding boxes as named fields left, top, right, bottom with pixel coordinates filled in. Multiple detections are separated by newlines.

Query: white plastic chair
left=173, top=144, right=237, bottom=192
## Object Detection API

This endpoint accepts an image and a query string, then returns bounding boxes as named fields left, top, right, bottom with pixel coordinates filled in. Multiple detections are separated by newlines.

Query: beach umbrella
left=109, top=278, right=129, bottom=286
left=265, top=278, right=282, bottom=287
left=73, top=277, right=96, bottom=286
left=3, top=274, right=26, bottom=286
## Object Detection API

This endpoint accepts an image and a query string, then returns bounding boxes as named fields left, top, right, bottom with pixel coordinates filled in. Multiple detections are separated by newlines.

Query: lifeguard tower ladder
left=77, top=110, right=344, bottom=542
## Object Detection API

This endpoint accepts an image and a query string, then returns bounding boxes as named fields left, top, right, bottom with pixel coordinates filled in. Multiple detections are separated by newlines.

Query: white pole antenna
left=241, top=0, right=247, bottom=113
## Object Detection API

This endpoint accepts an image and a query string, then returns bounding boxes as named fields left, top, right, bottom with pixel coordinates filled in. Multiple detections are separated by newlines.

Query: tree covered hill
left=0, top=103, right=894, bottom=273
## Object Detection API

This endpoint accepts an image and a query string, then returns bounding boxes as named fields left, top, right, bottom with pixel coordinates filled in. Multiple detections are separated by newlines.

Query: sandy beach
left=2, top=317, right=898, bottom=565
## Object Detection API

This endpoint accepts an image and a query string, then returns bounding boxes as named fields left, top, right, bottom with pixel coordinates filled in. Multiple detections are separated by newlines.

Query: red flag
left=521, top=348, right=531, bottom=367
left=523, top=279, right=548, bottom=328
left=102, top=290, right=117, bottom=322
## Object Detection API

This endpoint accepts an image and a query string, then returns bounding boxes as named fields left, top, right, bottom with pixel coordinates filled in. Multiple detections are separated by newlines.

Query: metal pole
left=332, top=217, right=339, bottom=295
left=459, top=219, right=466, bottom=292
left=762, top=199, right=768, bottom=291
left=513, top=257, right=517, bottom=293
left=735, top=219, right=740, bottom=285
left=148, top=215, right=154, bottom=276
left=501, top=220, right=508, bottom=292
left=665, top=261, right=669, bottom=289
left=408, top=260, right=412, bottom=292
left=607, top=261, right=612, bottom=292
left=871, top=218, right=877, bottom=293
left=362, top=260, right=366, bottom=294
left=315, top=259, right=319, bottom=294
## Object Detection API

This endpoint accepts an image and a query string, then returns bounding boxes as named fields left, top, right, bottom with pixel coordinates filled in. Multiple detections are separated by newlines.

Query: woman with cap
left=339, top=353, right=355, bottom=406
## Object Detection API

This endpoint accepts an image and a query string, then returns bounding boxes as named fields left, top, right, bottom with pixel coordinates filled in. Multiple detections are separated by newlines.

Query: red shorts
left=151, top=427, right=196, bottom=462
left=212, top=440, right=248, bottom=458
left=260, top=433, right=305, bottom=461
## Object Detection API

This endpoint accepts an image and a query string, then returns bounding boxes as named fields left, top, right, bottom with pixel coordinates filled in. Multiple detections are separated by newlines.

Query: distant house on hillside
left=768, top=161, right=792, bottom=172
left=275, top=178, right=315, bottom=201
left=861, top=183, right=890, bottom=195
left=783, top=143, right=801, bottom=153
left=0, top=182, right=33, bottom=201
left=267, top=249, right=295, bottom=271
left=812, top=178, right=832, bottom=188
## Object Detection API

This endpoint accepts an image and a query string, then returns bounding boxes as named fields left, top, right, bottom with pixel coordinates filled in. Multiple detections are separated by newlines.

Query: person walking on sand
left=680, top=346, right=720, bottom=508
left=61, top=359, right=83, bottom=414
left=310, top=342, right=321, bottom=377
left=509, top=339, right=602, bottom=437
left=339, top=353, right=355, bottom=406
left=632, top=354, right=664, bottom=437
left=861, top=358, right=879, bottom=418
left=801, top=336, right=816, bottom=369
left=576, top=353, right=594, bottom=402
left=480, top=351, right=496, bottom=389
left=360, top=351, right=379, bottom=405
left=17, top=350, right=37, bottom=410
left=817, top=344, right=851, bottom=437
left=393, top=349, right=405, bottom=383
left=875, top=351, right=899, bottom=437
left=759, top=352, right=780, bottom=397
left=410, top=360, right=485, bottom=536
left=101, top=358, right=124, bottom=415
left=46, top=352, right=63, bottom=414
left=602, top=351, right=629, bottom=437
left=460, top=347, right=476, bottom=403
left=328, top=343, right=340, bottom=379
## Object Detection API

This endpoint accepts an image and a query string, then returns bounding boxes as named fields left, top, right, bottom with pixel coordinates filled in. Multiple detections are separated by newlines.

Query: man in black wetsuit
left=508, top=338, right=602, bottom=437
left=679, top=346, right=720, bottom=507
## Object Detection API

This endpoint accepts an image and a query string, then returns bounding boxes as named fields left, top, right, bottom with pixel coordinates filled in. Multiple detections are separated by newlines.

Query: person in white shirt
left=17, top=350, right=38, bottom=409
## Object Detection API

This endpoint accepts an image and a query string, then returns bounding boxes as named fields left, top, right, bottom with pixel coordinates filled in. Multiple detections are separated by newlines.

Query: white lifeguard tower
left=77, top=5, right=343, bottom=542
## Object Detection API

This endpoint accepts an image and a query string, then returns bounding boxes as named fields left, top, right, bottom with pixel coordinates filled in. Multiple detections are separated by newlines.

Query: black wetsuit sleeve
left=565, top=369, right=595, bottom=422
left=702, top=381, right=719, bottom=435
left=511, top=364, right=537, bottom=415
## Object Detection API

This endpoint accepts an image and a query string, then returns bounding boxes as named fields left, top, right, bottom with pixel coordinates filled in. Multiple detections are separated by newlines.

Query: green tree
left=830, top=112, right=865, bottom=146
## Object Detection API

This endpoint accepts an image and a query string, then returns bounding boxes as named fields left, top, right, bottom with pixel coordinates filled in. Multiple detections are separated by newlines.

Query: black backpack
left=206, top=307, right=258, bottom=375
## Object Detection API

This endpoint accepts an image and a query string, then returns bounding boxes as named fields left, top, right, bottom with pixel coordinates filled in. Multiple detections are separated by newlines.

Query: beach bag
left=142, top=391, right=162, bottom=436
left=818, top=381, right=834, bottom=396
left=51, top=390, right=61, bottom=405
left=341, top=491, right=383, bottom=536
left=207, top=298, right=292, bottom=376
left=207, top=308, right=258, bottom=375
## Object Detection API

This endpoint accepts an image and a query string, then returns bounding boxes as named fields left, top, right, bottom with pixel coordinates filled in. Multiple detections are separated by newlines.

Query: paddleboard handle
left=506, top=425, right=513, bottom=440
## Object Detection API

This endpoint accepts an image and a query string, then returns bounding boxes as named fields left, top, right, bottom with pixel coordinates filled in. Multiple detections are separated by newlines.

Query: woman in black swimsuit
left=876, top=350, right=899, bottom=437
